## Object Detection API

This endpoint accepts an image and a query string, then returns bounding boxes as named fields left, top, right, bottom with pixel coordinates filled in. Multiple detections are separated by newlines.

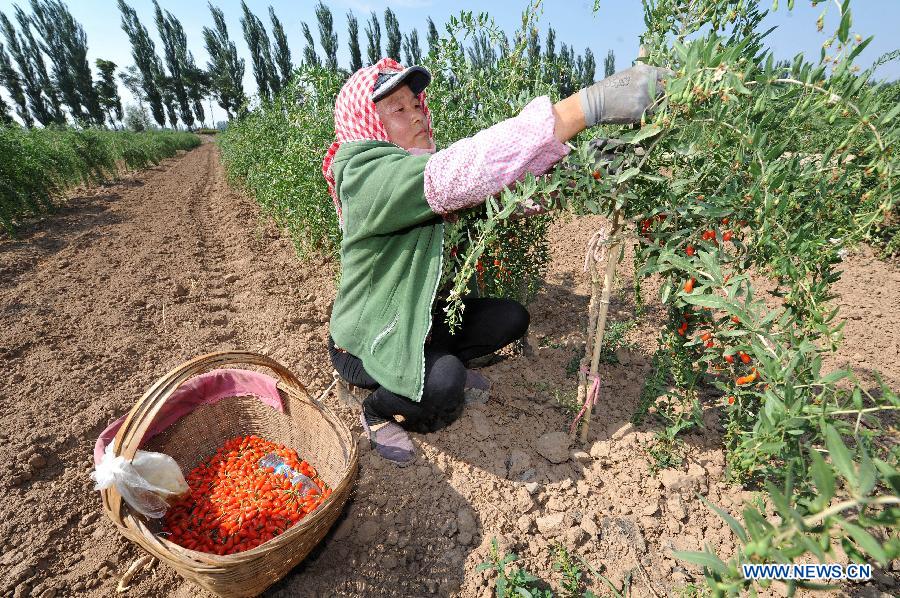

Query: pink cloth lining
left=93, top=369, right=283, bottom=466
left=423, top=96, right=571, bottom=215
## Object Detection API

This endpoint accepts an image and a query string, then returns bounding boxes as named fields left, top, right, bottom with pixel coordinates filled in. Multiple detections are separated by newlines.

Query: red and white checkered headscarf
left=321, top=57, right=434, bottom=225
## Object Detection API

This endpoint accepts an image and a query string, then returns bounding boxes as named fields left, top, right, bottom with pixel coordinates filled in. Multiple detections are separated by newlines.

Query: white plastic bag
left=92, top=444, right=189, bottom=519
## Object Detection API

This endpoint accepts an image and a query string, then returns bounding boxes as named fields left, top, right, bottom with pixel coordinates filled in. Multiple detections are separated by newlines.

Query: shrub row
left=0, top=126, right=201, bottom=233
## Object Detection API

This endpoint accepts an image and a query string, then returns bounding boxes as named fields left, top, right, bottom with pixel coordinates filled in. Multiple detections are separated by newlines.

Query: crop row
left=0, top=126, right=201, bottom=233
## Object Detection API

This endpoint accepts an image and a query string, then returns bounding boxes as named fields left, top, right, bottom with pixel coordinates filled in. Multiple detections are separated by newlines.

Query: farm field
left=1, top=140, right=897, bottom=597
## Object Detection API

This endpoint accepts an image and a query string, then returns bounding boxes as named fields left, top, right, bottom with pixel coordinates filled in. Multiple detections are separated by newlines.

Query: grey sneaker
left=359, top=411, right=415, bottom=466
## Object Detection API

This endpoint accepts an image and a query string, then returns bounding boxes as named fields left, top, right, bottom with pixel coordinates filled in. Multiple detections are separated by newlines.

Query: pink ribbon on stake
left=570, top=366, right=601, bottom=435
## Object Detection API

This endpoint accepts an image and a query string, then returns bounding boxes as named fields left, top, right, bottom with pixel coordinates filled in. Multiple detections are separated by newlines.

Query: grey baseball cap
left=371, top=65, right=432, bottom=102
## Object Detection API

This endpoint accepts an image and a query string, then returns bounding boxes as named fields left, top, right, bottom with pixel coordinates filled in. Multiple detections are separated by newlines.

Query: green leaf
left=697, top=251, right=722, bottom=281
left=837, top=6, right=851, bottom=43
left=672, top=549, right=729, bottom=575
left=873, top=458, right=900, bottom=495
left=856, top=448, right=877, bottom=497
left=799, top=535, right=827, bottom=561
left=809, top=448, right=835, bottom=504
left=631, top=123, right=662, bottom=144
left=744, top=507, right=774, bottom=540
left=880, top=101, right=900, bottom=126
left=766, top=482, right=805, bottom=528
left=660, top=253, right=695, bottom=272
left=825, top=425, right=857, bottom=488
left=840, top=520, right=888, bottom=564
left=616, top=167, right=641, bottom=184
left=846, top=36, right=873, bottom=63
left=660, top=281, right=672, bottom=304
left=682, top=293, right=729, bottom=310
left=819, top=369, right=849, bottom=385
left=699, top=495, right=748, bottom=542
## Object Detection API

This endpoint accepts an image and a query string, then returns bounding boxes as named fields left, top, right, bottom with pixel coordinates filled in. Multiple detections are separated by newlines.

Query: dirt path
left=1, top=143, right=897, bottom=597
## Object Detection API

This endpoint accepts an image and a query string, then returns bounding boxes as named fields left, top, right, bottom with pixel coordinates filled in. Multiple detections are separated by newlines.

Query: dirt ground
left=1, top=141, right=897, bottom=598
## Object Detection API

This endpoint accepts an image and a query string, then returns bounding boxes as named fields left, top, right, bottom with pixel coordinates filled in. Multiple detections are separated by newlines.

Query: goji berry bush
left=437, top=1, right=899, bottom=593
left=218, top=67, right=346, bottom=257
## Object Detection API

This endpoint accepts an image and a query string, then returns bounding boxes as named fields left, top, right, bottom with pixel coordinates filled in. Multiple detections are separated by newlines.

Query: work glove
left=579, top=63, right=673, bottom=126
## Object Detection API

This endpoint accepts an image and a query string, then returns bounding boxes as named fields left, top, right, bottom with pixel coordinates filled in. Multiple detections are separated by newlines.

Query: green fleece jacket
left=329, top=140, right=444, bottom=402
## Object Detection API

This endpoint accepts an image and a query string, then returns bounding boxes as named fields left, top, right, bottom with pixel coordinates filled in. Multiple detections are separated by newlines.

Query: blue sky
left=1, top=0, right=898, bottom=126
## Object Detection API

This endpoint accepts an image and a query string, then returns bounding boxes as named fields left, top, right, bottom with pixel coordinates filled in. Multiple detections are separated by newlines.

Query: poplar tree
left=544, top=27, right=556, bottom=63
left=158, top=68, right=179, bottom=128
left=315, top=2, right=338, bottom=72
left=0, top=93, right=13, bottom=125
left=402, top=29, right=422, bottom=65
left=383, top=8, right=401, bottom=62
left=31, top=0, right=103, bottom=124
left=14, top=6, right=62, bottom=123
left=241, top=1, right=275, bottom=101
left=154, top=0, right=193, bottom=128
left=364, top=11, right=381, bottom=65
left=202, top=2, right=246, bottom=119
left=183, top=61, right=208, bottom=127
left=426, top=17, right=439, bottom=55
left=527, top=28, right=540, bottom=68
left=0, top=41, right=32, bottom=125
left=346, top=11, right=362, bottom=73
left=300, top=22, right=319, bottom=68
left=119, top=65, right=144, bottom=108
left=582, top=47, right=596, bottom=86
left=175, top=29, right=207, bottom=128
left=498, top=32, right=510, bottom=61
left=604, top=48, right=615, bottom=77
left=575, top=53, right=585, bottom=90
left=118, top=0, right=166, bottom=127
left=558, top=42, right=576, bottom=96
left=94, top=58, right=122, bottom=127
left=269, top=7, right=292, bottom=87
left=0, top=11, right=53, bottom=125
left=467, top=33, right=494, bottom=70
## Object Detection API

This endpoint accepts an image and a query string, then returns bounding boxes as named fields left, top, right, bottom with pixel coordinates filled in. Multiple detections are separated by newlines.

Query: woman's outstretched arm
left=424, top=63, right=670, bottom=216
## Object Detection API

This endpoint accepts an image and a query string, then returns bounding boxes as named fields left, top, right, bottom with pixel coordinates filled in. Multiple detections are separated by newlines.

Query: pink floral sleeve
left=423, top=96, right=571, bottom=215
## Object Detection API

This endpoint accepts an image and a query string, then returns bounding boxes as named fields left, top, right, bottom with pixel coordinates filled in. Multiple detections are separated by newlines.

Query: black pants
left=329, top=297, right=529, bottom=433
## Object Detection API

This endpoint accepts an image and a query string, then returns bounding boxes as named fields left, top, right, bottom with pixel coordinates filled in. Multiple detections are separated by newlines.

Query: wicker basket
left=99, top=351, right=358, bottom=597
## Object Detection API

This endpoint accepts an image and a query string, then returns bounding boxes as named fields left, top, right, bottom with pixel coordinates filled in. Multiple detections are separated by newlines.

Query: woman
left=323, top=57, right=667, bottom=465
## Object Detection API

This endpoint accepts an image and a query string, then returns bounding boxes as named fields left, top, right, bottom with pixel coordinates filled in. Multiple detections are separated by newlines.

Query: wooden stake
left=579, top=209, right=623, bottom=443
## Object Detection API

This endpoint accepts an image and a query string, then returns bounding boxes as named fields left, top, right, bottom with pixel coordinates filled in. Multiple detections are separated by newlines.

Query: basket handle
left=103, top=351, right=309, bottom=526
